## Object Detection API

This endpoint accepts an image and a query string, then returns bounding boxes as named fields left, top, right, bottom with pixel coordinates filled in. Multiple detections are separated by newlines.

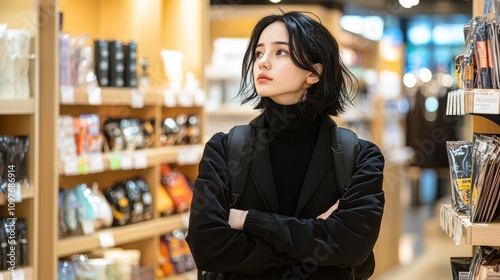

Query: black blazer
left=186, top=115, right=385, bottom=280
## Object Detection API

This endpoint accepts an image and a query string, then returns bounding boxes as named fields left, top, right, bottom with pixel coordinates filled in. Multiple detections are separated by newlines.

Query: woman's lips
left=257, top=73, right=272, bottom=82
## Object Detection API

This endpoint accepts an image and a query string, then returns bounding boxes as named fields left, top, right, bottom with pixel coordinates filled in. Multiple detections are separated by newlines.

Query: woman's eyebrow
left=256, top=41, right=289, bottom=48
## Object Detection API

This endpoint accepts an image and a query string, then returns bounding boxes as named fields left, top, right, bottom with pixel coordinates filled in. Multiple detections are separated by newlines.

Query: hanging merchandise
left=447, top=13, right=500, bottom=116
left=450, top=257, right=472, bottom=280
left=469, top=246, right=500, bottom=279
left=469, top=134, right=500, bottom=223
left=446, top=140, right=473, bottom=213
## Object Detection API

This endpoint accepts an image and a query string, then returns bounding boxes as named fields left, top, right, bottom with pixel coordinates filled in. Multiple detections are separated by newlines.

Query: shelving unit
left=0, top=0, right=40, bottom=279
left=38, top=0, right=208, bottom=279
left=439, top=0, right=500, bottom=264
left=440, top=204, right=500, bottom=246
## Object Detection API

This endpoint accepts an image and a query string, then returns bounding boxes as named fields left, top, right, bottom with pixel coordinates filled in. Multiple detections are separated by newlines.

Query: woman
left=186, top=10, right=385, bottom=280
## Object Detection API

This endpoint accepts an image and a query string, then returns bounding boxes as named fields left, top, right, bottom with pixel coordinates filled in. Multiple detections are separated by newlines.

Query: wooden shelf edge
left=58, top=148, right=159, bottom=176
left=62, top=87, right=162, bottom=106
left=0, top=267, right=34, bottom=280
left=57, top=214, right=187, bottom=257
left=161, top=270, right=197, bottom=280
left=58, top=145, right=203, bottom=176
left=440, top=204, right=500, bottom=246
left=0, top=98, right=35, bottom=115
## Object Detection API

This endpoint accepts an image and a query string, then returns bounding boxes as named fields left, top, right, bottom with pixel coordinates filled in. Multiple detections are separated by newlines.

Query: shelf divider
left=57, top=214, right=186, bottom=257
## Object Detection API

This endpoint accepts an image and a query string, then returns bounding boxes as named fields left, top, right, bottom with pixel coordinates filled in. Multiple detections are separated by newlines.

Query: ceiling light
left=399, top=0, right=413, bottom=8
left=270, top=0, right=281, bottom=3
left=419, top=68, right=433, bottom=83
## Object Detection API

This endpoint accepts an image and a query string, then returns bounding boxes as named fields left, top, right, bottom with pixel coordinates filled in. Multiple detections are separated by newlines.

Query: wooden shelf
left=0, top=184, right=35, bottom=205
left=57, top=214, right=188, bottom=257
left=440, top=204, right=500, bottom=246
left=0, top=267, right=34, bottom=280
left=58, top=145, right=203, bottom=176
left=161, top=270, right=197, bottom=280
left=0, top=98, right=35, bottom=115
left=61, top=87, right=163, bottom=106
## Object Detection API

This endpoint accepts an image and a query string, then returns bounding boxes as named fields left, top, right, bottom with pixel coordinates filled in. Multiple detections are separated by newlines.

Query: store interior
left=1, top=0, right=500, bottom=279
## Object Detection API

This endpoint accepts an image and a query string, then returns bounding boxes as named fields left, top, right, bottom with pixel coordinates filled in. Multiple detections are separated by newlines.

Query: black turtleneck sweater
left=263, top=98, right=322, bottom=216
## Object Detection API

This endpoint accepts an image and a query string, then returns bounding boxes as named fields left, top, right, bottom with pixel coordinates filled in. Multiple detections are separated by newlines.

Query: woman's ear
left=306, top=63, right=323, bottom=85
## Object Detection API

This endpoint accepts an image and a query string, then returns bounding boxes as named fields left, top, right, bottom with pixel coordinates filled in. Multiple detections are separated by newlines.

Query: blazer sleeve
left=185, top=132, right=298, bottom=274
left=242, top=139, right=385, bottom=267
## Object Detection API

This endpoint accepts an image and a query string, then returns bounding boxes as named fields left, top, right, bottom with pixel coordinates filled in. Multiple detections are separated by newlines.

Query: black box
left=124, top=41, right=138, bottom=87
left=94, top=40, right=109, bottom=87
left=108, top=40, right=125, bottom=87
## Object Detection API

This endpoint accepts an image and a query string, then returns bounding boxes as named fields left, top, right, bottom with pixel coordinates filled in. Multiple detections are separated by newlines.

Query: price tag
left=76, top=155, right=89, bottom=175
left=88, top=153, right=105, bottom=173
left=60, top=85, right=75, bottom=104
left=98, top=231, right=116, bottom=248
left=163, top=89, right=177, bottom=107
left=176, top=145, right=202, bottom=165
left=454, top=218, right=462, bottom=245
left=472, top=90, right=500, bottom=114
left=11, top=269, right=25, bottom=280
left=87, top=86, right=102, bottom=105
left=133, top=150, right=148, bottom=169
left=108, top=152, right=122, bottom=171
left=131, top=89, right=144, bottom=108
left=121, top=151, right=134, bottom=170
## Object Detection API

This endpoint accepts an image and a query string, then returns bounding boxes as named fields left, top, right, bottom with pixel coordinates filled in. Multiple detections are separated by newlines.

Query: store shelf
left=0, top=184, right=35, bottom=205
left=440, top=204, right=500, bottom=246
left=58, top=145, right=203, bottom=176
left=61, top=87, right=163, bottom=106
left=0, top=98, right=35, bottom=115
left=161, top=270, right=197, bottom=280
left=0, top=267, right=34, bottom=280
left=57, top=214, right=188, bottom=257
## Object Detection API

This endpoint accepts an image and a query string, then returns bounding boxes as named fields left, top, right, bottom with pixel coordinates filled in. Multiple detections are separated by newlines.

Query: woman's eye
left=277, top=50, right=288, bottom=55
left=255, top=51, right=263, bottom=58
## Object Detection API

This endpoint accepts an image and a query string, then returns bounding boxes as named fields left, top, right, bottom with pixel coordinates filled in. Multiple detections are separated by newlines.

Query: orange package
left=160, top=164, right=193, bottom=213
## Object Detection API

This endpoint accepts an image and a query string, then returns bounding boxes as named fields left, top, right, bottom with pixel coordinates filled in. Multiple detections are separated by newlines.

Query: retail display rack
left=3, top=0, right=209, bottom=279
left=0, top=0, right=40, bottom=279
left=439, top=0, right=500, bottom=266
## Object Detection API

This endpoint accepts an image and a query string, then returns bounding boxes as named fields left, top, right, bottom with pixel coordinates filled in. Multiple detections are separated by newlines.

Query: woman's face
left=253, top=21, right=318, bottom=105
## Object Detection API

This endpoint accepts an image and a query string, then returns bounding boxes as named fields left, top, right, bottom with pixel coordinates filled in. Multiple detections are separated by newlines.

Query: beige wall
left=208, top=5, right=343, bottom=65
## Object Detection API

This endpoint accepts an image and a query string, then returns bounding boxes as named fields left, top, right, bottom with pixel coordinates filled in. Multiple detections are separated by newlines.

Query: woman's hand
left=228, top=209, right=248, bottom=230
left=316, top=200, right=339, bottom=220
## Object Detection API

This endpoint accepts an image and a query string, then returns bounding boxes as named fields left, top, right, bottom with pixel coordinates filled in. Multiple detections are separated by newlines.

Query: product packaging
left=450, top=257, right=472, bottom=280
left=446, top=141, right=473, bottom=213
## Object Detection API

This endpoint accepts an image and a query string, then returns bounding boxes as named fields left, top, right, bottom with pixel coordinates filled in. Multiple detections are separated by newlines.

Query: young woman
left=186, top=10, right=385, bottom=280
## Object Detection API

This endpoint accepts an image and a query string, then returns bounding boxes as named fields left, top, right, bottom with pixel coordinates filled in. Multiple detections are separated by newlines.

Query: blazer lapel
left=249, top=129, right=280, bottom=213
left=294, top=119, right=335, bottom=216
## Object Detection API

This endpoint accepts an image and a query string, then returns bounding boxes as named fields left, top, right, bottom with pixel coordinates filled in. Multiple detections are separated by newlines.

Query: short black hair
left=238, top=10, right=358, bottom=119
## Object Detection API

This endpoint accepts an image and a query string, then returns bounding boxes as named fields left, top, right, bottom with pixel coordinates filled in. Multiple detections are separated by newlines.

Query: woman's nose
left=258, top=54, right=270, bottom=69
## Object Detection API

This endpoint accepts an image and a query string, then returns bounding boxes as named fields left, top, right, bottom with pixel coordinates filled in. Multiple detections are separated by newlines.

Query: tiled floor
left=373, top=200, right=473, bottom=280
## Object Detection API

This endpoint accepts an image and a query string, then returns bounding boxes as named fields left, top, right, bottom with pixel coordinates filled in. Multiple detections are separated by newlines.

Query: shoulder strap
left=226, top=125, right=255, bottom=208
left=331, top=127, right=360, bottom=195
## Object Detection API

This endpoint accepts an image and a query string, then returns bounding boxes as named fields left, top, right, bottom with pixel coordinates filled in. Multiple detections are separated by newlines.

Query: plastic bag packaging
left=446, top=141, right=473, bottom=213
left=450, top=257, right=472, bottom=280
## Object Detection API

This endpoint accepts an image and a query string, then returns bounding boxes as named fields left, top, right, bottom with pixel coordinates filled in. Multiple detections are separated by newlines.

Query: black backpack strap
left=331, top=127, right=360, bottom=195
left=226, top=125, right=255, bottom=208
